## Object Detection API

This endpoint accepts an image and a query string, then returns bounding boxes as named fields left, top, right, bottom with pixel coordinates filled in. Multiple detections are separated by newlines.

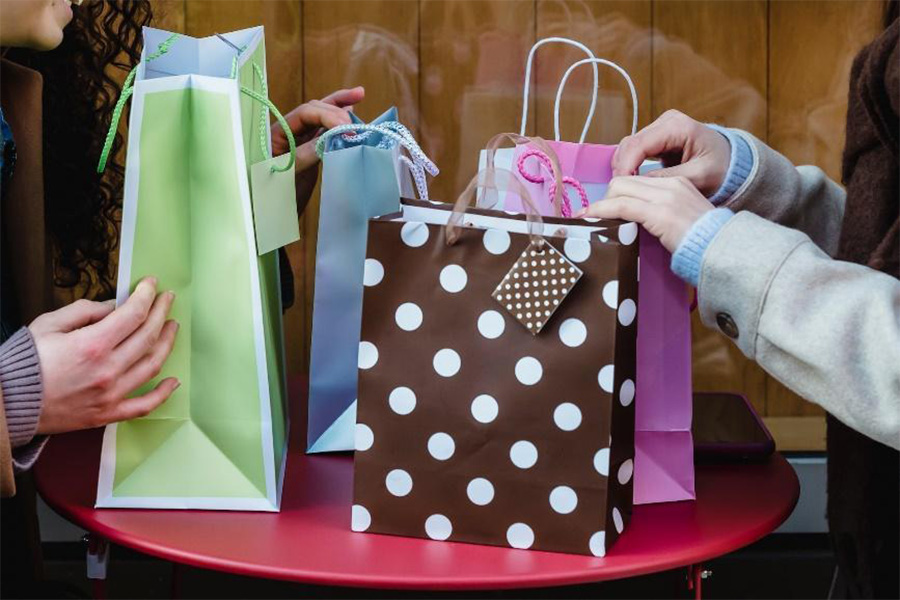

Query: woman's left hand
left=271, top=86, right=366, bottom=211
left=576, top=176, right=715, bottom=253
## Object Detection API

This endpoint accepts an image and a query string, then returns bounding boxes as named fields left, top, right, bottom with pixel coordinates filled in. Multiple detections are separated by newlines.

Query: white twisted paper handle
left=316, top=122, right=439, bottom=200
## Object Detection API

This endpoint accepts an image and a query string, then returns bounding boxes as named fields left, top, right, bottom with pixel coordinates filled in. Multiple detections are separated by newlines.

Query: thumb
left=44, top=299, right=116, bottom=333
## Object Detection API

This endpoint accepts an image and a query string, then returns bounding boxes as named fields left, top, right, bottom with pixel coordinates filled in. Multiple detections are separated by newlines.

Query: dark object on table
left=692, top=392, right=775, bottom=463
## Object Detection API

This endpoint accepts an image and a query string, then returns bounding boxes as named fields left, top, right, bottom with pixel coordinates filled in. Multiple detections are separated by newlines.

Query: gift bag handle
left=519, top=38, right=599, bottom=143
left=97, top=33, right=297, bottom=174
left=554, top=57, right=639, bottom=142
left=96, top=33, right=179, bottom=173
left=239, top=63, right=296, bottom=173
left=447, top=133, right=563, bottom=246
left=315, top=122, right=438, bottom=200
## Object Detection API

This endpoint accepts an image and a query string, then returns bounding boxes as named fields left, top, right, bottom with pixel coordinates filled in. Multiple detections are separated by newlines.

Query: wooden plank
left=419, top=0, right=536, bottom=202
left=184, top=1, right=306, bottom=374
left=652, top=0, right=767, bottom=136
left=768, top=0, right=883, bottom=182
left=150, top=0, right=185, bottom=32
left=302, top=0, right=420, bottom=366
left=535, top=0, right=652, bottom=143
left=764, top=416, right=827, bottom=452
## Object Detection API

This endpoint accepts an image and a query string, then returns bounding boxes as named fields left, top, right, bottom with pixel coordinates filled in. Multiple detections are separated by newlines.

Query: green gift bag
left=95, top=26, right=294, bottom=511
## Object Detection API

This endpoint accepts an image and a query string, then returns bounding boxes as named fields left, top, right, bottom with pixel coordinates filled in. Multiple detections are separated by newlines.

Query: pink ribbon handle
left=516, top=147, right=589, bottom=218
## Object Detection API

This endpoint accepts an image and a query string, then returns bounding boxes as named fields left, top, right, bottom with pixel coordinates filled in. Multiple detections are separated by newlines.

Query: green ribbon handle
left=96, top=33, right=179, bottom=174
left=240, top=63, right=296, bottom=173
left=97, top=33, right=295, bottom=175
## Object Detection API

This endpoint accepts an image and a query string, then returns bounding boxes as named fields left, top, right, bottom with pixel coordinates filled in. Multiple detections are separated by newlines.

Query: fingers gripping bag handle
left=315, top=122, right=439, bottom=200
left=520, top=38, right=599, bottom=143
left=554, top=57, right=639, bottom=142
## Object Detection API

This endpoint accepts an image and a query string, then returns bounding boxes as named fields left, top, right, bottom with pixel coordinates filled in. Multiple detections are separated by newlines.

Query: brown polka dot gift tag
left=352, top=155, right=639, bottom=558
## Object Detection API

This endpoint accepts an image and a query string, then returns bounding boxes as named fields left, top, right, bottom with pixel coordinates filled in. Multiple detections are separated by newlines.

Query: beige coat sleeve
left=697, top=130, right=900, bottom=450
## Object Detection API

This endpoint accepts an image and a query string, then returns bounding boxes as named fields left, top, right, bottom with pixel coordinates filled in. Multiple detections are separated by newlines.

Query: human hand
left=31, top=277, right=180, bottom=434
left=612, top=109, right=731, bottom=197
left=271, top=87, right=366, bottom=210
left=576, top=176, right=714, bottom=253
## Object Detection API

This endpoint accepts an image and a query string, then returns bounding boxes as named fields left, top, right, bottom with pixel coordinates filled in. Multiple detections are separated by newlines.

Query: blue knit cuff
left=671, top=208, right=735, bottom=287
left=706, top=125, right=753, bottom=205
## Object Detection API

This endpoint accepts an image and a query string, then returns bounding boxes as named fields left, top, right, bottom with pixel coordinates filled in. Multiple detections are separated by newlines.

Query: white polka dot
left=389, top=387, right=417, bottom=415
left=395, top=302, right=423, bottom=331
left=602, top=280, right=619, bottom=309
left=618, top=458, right=634, bottom=485
left=589, top=531, right=606, bottom=557
left=618, top=222, right=638, bottom=245
left=401, top=221, right=429, bottom=247
left=477, top=310, right=506, bottom=339
left=612, top=507, right=624, bottom=533
left=554, top=402, right=582, bottom=431
left=425, top=514, right=452, bottom=541
left=351, top=505, right=371, bottom=532
left=471, top=394, right=499, bottom=423
left=515, top=357, right=542, bottom=385
left=510, top=441, right=538, bottom=469
left=564, top=238, right=591, bottom=263
left=358, top=341, right=378, bottom=370
left=549, top=486, right=578, bottom=514
left=363, top=259, right=384, bottom=287
left=558, top=318, right=587, bottom=347
left=619, top=379, right=635, bottom=407
left=506, top=523, right=535, bottom=549
left=594, top=448, right=610, bottom=476
left=427, top=432, right=455, bottom=461
left=598, top=364, right=615, bottom=393
left=433, top=349, right=461, bottom=377
left=386, top=469, right=413, bottom=497
left=439, top=265, right=467, bottom=293
left=483, top=229, right=511, bottom=254
left=618, top=299, right=636, bottom=326
left=355, top=423, right=374, bottom=451
left=466, top=478, right=495, bottom=506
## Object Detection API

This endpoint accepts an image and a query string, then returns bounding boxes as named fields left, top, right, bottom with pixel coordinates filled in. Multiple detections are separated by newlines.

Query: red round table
left=36, top=380, right=799, bottom=597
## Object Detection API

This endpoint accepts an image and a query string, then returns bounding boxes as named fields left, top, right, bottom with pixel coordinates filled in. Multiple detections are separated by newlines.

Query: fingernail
left=173, top=379, right=181, bottom=390
left=166, top=290, right=176, bottom=302
left=145, top=276, right=158, bottom=288
left=173, top=321, right=180, bottom=332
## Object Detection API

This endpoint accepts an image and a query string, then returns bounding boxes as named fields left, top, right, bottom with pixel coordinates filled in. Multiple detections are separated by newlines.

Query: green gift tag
left=249, top=154, right=300, bottom=255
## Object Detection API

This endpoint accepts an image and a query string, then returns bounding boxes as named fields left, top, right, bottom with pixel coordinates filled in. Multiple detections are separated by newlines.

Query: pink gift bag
left=502, top=57, right=695, bottom=505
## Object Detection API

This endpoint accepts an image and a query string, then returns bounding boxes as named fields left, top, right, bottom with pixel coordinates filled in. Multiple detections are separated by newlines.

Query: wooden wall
left=151, top=0, right=884, bottom=449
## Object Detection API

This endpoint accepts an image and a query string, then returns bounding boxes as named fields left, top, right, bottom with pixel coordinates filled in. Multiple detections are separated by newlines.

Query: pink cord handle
left=516, top=147, right=589, bottom=218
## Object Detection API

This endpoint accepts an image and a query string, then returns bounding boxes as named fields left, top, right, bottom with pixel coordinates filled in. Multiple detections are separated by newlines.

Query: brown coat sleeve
left=1, top=388, right=16, bottom=497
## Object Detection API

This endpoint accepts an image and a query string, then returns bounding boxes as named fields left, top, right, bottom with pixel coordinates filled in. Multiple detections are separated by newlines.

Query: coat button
left=716, top=313, right=739, bottom=339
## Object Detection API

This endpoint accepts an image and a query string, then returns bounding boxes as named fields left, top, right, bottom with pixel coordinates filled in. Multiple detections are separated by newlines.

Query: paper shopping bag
left=352, top=153, right=640, bottom=556
left=506, top=58, right=695, bottom=504
left=306, top=114, right=437, bottom=453
left=95, top=26, right=292, bottom=511
left=476, top=37, right=600, bottom=207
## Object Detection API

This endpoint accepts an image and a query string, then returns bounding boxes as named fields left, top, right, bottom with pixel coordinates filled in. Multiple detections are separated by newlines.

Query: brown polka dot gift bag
left=352, top=135, right=638, bottom=557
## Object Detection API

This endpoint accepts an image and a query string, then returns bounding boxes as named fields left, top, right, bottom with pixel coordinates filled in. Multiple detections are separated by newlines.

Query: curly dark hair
left=6, top=0, right=153, bottom=299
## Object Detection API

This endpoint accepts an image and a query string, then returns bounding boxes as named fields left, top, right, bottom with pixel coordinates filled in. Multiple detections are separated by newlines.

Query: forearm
left=0, top=328, right=48, bottom=471
left=718, top=128, right=847, bottom=256
left=699, top=212, right=900, bottom=450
